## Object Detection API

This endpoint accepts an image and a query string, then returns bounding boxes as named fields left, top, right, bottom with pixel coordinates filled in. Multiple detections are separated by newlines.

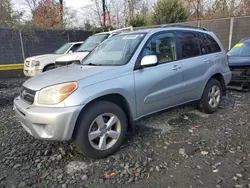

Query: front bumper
left=13, top=96, right=84, bottom=141
left=23, top=67, right=43, bottom=77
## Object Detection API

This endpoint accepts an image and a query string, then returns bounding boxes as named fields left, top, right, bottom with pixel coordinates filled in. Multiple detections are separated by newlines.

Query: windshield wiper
left=84, top=62, right=99, bottom=66
left=77, top=50, right=90, bottom=52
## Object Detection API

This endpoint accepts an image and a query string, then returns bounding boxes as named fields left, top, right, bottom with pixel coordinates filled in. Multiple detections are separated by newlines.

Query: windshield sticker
left=122, top=35, right=139, bottom=40
left=234, top=43, right=244, bottom=48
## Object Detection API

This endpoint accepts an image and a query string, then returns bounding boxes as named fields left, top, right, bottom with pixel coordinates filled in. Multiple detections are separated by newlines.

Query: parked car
left=55, top=27, right=133, bottom=67
left=227, top=38, right=250, bottom=91
left=14, top=25, right=231, bottom=159
left=23, top=41, right=83, bottom=77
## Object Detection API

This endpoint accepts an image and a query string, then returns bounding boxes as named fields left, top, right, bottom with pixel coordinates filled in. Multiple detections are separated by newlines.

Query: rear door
left=177, top=31, right=218, bottom=100
left=134, top=32, right=184, bottom=117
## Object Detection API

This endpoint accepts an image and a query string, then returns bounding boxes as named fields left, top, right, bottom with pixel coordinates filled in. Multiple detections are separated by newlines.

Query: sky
left=12, top=0, right=92, bottom=9
left=11, top=0, right=93, bottom=26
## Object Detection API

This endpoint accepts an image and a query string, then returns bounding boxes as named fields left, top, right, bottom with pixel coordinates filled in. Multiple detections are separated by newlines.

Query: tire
left=44, top=64, right=55, bottom=72
left=199, top=79, right=222, bottom=114
left=74, top=101, right=128, bottom=159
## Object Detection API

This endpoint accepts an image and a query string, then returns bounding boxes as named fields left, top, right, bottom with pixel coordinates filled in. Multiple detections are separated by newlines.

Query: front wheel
left=75, top=101, right=128, bottom=159
left=199, top=79, right=222, bottom=114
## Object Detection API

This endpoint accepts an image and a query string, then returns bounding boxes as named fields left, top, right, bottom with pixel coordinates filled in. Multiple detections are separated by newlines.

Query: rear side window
left=197, top=33, right=221, bottom=54
left=178, top=32, right=200, bottom=58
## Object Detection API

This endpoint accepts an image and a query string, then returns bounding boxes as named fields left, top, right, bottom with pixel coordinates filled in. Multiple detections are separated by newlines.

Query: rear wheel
left=75, top=101, right=128, bottom=159
left=199, top=79, right=222, bottom=114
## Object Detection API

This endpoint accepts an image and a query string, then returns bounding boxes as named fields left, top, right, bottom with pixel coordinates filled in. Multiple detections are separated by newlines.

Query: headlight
left=31, top=60, right=40, bottom=67
left=37, top=82, right=78, bottom=105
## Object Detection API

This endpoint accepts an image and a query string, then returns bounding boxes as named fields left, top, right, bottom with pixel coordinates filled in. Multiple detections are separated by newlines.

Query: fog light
left=45, top=125, right=53, bottom=136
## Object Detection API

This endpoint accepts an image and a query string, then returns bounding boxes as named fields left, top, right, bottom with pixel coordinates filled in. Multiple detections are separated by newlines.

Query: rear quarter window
left=197, top=33, right=221, bottom=54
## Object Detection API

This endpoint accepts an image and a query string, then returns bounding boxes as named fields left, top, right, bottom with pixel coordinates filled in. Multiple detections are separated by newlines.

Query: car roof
left=117, top=27, right=212, bottom=36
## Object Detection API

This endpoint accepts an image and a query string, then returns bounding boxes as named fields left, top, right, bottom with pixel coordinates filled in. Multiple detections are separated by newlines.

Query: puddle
left=167, top=113, right=202, bottom=127
left=138, top=108, right=208, bottom=134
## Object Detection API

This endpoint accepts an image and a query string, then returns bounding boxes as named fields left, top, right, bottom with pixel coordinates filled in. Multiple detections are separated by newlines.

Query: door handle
left=204, top=59, right=211, bottom=63
left=172, top=65, right=181, bottom=70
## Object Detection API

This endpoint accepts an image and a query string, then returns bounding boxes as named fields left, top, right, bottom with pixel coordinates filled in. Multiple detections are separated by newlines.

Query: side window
left=70, top=43, right=82, bottom=52
left=197, top=33, right=210, bottom=54
left=204, top=34, right=221, bottom=53
left=178, top=32, right=200, bottom=58
left=197, top=33, right=221, bottom=54
left=142, top=32, right=177, bottom=64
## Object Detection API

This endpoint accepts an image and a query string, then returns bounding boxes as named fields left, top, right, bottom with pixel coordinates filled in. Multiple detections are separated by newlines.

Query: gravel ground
left=1, top=78, right=250, bottom=188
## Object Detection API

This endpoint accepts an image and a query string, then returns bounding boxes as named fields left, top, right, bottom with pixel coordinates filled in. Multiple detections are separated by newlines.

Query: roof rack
left=160, top=24, right=208, bottom=31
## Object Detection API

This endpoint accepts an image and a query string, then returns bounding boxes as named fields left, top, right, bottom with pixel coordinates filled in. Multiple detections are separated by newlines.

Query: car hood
left=228, top=56, right=250, bottom=66
left=25, top=54, right=62, bottom=62
left=56, top=52, right=89, bottom=62
left=23, top=64, right=116, bottom=90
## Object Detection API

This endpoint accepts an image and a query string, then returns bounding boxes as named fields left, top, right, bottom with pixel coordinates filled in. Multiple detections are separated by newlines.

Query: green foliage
left=0, top=0, right=23, bottom=28
left=129, top=14, right=147, bottom=27
left=152, top=0, right=188, bottom=25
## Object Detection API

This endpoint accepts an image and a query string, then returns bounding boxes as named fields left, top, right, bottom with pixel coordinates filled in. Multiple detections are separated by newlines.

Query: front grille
left=20, top=86, right=36, bottom=104
left=25, top=61, right=30, bottom=67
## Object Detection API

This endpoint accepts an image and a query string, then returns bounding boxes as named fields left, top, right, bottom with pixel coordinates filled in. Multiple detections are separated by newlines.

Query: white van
left=55, top=27, right=133, bottom=67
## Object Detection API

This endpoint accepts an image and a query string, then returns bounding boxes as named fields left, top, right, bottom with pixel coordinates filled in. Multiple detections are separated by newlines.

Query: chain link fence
left=0, top=28, right=91, bottom=65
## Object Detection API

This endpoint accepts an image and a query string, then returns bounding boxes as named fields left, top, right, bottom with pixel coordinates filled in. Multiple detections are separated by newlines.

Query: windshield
left=82, top=33, right=145, bottom=66
left=77, top=34, right=109, bottom=52
left=228, top=42, right=250, bottom=57
left=54, top=43, right=72, bottom=54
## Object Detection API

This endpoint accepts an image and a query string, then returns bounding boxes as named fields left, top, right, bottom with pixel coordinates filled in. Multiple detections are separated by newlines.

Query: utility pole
left=59, top=0, right=63, bottom=26
left=197, top=0, right=200, bottom=21
left=102, top=0, right=106, bottom=27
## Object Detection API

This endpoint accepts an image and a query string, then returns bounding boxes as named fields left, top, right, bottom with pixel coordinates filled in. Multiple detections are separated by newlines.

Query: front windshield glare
left=83, top=34, right=145, bottom=66
left=54, top=43, right=72, bottom=54
left=77, top=34, right=109, bottom=52
left=228, top=43, right=250, bottom=57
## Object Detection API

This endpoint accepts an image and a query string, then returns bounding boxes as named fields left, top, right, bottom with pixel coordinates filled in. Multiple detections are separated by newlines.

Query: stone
left=236, top=173, right=243, bottom=178
left=155, top=166, right=160, bottom=172
left=18, top=182, right=27, bottom=188
left=128, top=177, right=134, bottom=183
left=234, top=159, right=243, bottom=165
left=234, top=185, right=244, bottom=188
left=232, top=176, right=238, bottom=181
left=81, top=175, right=88, bottom=181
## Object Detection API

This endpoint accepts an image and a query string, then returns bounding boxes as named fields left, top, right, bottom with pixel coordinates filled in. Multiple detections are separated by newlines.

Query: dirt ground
left=1, top=78, right=250, bottom=188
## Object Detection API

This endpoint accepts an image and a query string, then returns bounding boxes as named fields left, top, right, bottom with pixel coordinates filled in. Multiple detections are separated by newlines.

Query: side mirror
left=140, top=55, right=158, bottom=68
left=69, top=50, right=73, bottom=53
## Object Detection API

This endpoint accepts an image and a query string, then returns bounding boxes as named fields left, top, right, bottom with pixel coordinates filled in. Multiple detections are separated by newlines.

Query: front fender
left=64, top=73, right=137, bottom=118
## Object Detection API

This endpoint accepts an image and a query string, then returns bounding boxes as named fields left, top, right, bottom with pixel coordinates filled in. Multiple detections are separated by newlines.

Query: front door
left=134, top=32, right=184, bottom=118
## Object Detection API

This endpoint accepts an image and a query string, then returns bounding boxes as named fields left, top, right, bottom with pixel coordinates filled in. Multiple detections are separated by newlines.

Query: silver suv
left=14, top=26, right=232, bottom=158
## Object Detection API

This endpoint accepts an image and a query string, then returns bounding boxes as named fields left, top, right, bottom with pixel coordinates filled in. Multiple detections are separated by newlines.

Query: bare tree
left=23, top=0, right=39, bottom=14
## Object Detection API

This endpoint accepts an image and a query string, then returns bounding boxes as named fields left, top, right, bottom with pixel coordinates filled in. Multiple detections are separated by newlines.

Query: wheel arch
left=72, top=93, right=134, bottom=139
left=204, top=73, right=226, bottom=96
left=43, top=63, right=55, bottom=72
